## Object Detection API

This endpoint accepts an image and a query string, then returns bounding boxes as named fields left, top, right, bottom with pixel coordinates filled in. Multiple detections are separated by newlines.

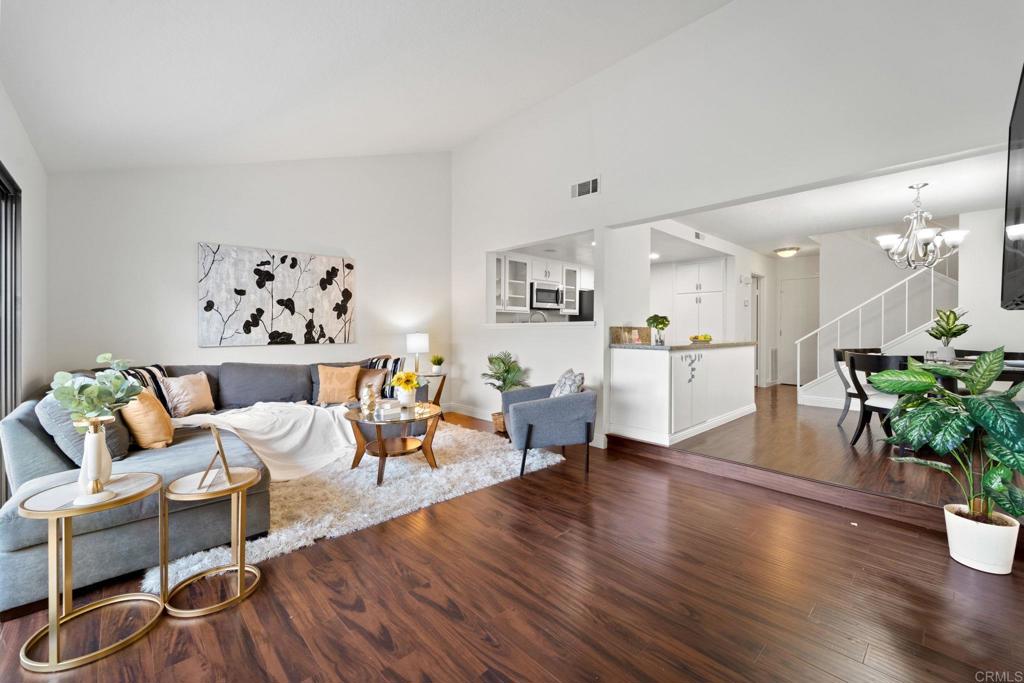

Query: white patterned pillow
left=550, top=369, right=584, bottom=397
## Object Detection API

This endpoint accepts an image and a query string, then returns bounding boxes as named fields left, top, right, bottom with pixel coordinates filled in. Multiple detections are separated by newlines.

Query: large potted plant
left=481, top=351, right=529, bottom=432
left=50, top=353, right=143, bottom=505
left=646, top=314, right=670, bottom=347
left=869, top=347, right=1023, bottom=573
left=927, top=309, right=969, bottom=362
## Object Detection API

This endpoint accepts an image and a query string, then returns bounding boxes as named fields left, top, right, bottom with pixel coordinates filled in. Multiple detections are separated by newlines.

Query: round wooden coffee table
left=17, top=472, right=165, bottom=673
left=344, top=402, right=443, bottom=485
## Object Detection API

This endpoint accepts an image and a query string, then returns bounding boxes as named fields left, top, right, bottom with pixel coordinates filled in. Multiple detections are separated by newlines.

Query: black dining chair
left=833, top=347, right=881, bottom=426
left=846, top=353, right=914, bottom=447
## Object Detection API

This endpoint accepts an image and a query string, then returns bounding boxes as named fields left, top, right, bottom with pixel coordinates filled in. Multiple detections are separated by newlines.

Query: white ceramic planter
left=396, top=387, right=417, bottom=407
left=75, top=427, right=116, bottom=505
left=944, top=504, right=1020, bottom=574
left=431, top=365, right=443, bottom=374
left=934, top=346, right=956, bottom=362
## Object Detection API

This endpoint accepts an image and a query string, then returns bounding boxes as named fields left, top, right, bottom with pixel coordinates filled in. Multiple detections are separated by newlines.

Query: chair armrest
left=501, top=385, right=554, bottom=414
left=507, top=390, right=597, bottom=449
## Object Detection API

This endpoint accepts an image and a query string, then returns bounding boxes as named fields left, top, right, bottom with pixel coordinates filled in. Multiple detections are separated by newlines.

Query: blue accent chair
left=502, top=385, right=597, bottom=476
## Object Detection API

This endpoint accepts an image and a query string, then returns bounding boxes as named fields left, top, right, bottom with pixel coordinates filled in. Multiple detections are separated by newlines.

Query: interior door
left=697, top=291, right=725, bottom=339
left=672, top=293, right=700, bottom=344
left=778, top=276, right=820, bottom=385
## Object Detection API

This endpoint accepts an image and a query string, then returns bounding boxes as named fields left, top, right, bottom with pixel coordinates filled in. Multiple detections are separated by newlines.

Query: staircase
left=794, top=266, right=959, bottom=392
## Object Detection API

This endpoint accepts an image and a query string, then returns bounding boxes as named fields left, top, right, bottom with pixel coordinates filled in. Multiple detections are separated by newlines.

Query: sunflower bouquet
left=390, top=371, right=420, bottom=391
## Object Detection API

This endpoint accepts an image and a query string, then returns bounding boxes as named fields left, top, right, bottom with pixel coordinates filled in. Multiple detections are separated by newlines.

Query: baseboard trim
left=797, top=394, right=860, bottom=411
left=608, top=403, right=756, bottom=447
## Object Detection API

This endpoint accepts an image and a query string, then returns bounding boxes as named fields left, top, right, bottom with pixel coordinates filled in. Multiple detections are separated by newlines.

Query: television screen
left=1003, top=63, right=1024, bottom=310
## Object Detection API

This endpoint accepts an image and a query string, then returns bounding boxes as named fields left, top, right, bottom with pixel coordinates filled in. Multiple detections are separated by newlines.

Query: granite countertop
left=609, top=341, right=756, bottom=351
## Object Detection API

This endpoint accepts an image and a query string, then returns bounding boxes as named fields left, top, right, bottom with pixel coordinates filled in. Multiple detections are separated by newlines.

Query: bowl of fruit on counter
left=688, top=334, right=713, bottom=345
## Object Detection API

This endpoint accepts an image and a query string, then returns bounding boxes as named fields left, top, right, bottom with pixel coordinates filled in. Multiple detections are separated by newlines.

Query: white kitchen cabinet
left=531, top=259, right=560, bottom=282
left=672, top=351, right=712, bottom=432
left=674, top=258, right=725, bottom=294
left=671, top=291, right=724, bottom=342
left=580, top=266, right=595, bottom=291
left=500, top=254, right=530, bottom=312
left=560, top=264, right=580, bottom=315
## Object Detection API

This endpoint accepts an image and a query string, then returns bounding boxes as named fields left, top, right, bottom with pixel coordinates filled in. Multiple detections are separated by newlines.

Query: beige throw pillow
left=316, top=364, right=361, bottom=404
left=160, top=372, right=215, bottom=418
left=356, top=368, right=387, bottom=399
left=120, top=388, right=175, bottom=448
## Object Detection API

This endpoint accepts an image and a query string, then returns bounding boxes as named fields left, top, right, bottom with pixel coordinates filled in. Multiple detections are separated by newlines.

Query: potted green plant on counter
left=646, top=314, right=670, bottom=347
left=868, top=347, right=1023, bottom=574
left=481, top=351, right=529, bottom=432
left=927, top=309, right=969, bottom=362
left=430, top=354, right=445, bottom=374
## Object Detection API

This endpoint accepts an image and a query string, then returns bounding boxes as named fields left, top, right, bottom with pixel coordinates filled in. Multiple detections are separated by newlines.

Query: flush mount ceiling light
left=1007, top=224, right=1024, bottom=241
left=875, top=183, right=967, bottom=270
left=649, top=252, right=660, bottom=260
left=773, top=247, right=800, bottom=258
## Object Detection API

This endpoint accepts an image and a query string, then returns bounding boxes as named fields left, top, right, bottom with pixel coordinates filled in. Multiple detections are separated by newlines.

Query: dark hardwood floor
left=2, top=412, right=1022, bottom=682
left=674, top=385, right=964, bottom=507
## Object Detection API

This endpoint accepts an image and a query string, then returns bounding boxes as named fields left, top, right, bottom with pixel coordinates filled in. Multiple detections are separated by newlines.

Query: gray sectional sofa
left=0, top=357, right=412, bottom=613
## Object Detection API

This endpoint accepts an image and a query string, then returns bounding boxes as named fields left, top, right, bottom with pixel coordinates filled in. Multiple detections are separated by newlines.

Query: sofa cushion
left=0, top=428, right=267, bottom=552
left=219, top=362, right=313, bottom=408
left=34, top=393, right=131, bottom=464
left=315, top=365, right=361, bottom=404
left=165, top=364, right=221, bottom=408
left=0, top=401, right=76, bottom=491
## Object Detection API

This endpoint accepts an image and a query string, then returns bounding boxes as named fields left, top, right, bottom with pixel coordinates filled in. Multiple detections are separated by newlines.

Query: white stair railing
left=794, top=266, right=958, bottom=389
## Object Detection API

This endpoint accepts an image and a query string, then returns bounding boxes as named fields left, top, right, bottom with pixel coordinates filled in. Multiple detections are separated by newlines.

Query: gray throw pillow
left=34, top=394, right=131, bottom=465
left=550, top=369, right=585, bottom=398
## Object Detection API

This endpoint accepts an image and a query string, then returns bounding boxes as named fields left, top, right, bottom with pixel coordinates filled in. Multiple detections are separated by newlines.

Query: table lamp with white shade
left=406, top=332, right=429, bottom=372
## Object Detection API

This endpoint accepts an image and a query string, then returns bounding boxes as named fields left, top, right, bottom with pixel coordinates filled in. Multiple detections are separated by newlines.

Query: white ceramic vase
left=934, top=345, right=956, bottom=362
left=943, top=504, right=1020, bottom=574
left=75, top=424, right=116, bottom=505
left=397, top=387, right=417, bottom=407
left=431, top=364, right=443, bottom=374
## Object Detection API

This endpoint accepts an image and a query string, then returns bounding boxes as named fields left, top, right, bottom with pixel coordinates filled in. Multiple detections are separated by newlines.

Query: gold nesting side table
left=163, top=460, right=262, bottom=617
left=17, top=472, right=166, bottom=673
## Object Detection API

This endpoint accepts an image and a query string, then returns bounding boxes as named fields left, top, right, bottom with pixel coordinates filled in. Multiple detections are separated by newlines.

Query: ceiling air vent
left=571, top=177, right=599, bottom=198
left=694, top=231, right=706, bottom=241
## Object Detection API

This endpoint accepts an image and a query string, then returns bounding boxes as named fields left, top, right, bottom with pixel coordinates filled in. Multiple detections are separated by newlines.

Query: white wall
left=47, top=153, right=452, bottom=372
left=0, top=81, right=47, bottom=394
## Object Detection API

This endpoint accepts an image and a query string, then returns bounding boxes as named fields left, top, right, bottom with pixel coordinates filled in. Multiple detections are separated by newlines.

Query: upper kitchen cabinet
left=497, top=254, right=530, bottom=312
left=561, top=263, right=580, bottom=315
left=530, top=258, right=561, bottom=282
left=674, top=258, right=725, bottom=293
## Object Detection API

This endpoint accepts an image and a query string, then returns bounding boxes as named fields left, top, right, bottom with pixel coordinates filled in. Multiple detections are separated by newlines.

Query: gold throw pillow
left=316, top=365, right=361, bottom=404
left=160, top=371, right=215, bottom=418
left=120, top=388, right=174, bottom=449
left=356, top=368, right=387, bottom=400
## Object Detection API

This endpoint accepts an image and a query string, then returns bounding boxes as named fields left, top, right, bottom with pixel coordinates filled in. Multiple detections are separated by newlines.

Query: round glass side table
left=163, top=465, right=262, bottom=617
left=17, top=472, right=165, bottom=673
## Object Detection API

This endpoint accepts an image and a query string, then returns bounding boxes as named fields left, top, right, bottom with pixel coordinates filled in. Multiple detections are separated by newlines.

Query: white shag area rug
left=141, top=421, right=561, bottom=592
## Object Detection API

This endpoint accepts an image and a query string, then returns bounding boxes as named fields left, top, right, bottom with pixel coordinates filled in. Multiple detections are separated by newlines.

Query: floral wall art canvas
left=197, top=242, right=354, bottom=346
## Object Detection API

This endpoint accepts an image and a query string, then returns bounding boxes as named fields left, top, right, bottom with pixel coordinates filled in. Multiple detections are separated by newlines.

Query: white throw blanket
left=173, top=402, right=356, bottom=480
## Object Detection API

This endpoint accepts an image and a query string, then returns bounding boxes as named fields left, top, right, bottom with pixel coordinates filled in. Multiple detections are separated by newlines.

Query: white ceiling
left=0, top=0, right=730, bottom=172
left=514, top=229, right=595, bottom=267
left=650, top=228, right=726, bottom=263
left=678, top=151, right=1007, bottom=255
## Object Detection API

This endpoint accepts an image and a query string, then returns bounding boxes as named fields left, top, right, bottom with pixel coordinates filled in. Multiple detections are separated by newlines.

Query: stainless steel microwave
left=530, top=281, right=562, bottom=309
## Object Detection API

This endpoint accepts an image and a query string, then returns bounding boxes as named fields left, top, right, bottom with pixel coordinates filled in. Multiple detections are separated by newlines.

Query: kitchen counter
left=607, top=343, right=756, bottom=446
left=609, top=341, right=755, bottom=351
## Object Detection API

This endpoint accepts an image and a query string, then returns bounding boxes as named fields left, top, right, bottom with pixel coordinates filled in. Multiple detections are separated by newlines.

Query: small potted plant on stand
left=927, top=309, right=969, bottom=362
left=430, top=355, right=445, bottom=374
left=481, top=351, right=529, bottom=433
left=50, top=353, right=143, bottom=505
left=390, top=371, right=420, bottom=407
left=869, top=347, right=1023, bottom=574
left=646, top=314, right=670, bottom=347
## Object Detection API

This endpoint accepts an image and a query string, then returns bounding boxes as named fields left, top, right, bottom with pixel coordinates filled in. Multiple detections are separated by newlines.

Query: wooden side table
left=17, top=472, right=165, bottom=673
left=163, top=460, right=262, bottom=617
left=416, top=372, right=447, bottom=420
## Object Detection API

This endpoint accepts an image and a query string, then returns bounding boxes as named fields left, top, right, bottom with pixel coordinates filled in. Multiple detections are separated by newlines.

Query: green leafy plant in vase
left=481, top=351, right=529, bottom=432
left=50, top=353, right=143, bottom=505
left=646, top=314, right=670, bottom=347
left=868, top=347, right=1023, bottom=573
left=430, top=354, right=445, bottom=373
left=926, top=309, right=969, bottom=362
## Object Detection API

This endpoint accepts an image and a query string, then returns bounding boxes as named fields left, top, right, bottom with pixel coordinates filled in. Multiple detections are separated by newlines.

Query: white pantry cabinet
left=674, top=258, right=725, bottom=294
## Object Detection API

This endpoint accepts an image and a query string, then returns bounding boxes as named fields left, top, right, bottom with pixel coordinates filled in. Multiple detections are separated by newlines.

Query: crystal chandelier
left=876, top=183, right=968, bottom=270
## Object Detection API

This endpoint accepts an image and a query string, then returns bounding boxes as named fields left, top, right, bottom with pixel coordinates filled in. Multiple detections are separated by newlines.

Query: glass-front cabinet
left=560, top=264, right=579, bottom=315
left=496, top=254, right=530, bottom=312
